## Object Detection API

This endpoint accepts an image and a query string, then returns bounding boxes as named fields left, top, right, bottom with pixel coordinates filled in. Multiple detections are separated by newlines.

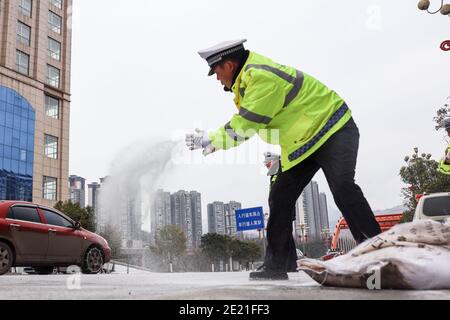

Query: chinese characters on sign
left=235, top=207, right=265, bottom=232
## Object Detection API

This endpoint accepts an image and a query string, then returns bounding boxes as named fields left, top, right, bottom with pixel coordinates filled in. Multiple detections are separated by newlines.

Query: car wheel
left=0, top=242, right=13, bottom=276
left=82, top=247, right=104, bottom=274
left=34, top=267, right=55, bottom=275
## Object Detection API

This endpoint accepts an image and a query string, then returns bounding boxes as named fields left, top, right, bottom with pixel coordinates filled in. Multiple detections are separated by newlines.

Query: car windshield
left=423, top=196, right=450, bottom=217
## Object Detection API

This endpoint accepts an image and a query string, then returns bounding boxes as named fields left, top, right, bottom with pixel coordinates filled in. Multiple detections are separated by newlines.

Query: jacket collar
left=231, top=51, right=254, bottom=108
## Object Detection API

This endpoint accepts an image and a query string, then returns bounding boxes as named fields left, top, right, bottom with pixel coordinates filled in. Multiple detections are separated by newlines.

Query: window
left=45, top=95, right=59, bottom=119
left=11, top=206, right=41, bottom=223
left=423, top=197, right=450, bottom=217
left=0, top=86, right=35, bottom=202
left=48, top=37, right=61, bottom=61
left=16, top=50, right=29, bottom=75
left=49, top=0, right=62, bottom=9
left=6, top=209, right=14, bottom=219
left=19, top=0, right=32, bottom=17
left=43, top=176, right=57, bottom=201
left=46, top=65, right=60, bottom=88
left=17, top=22, right=31, bottom=46
left=41, top=208, right=73, bottom=228
left=48, top=11, right=62, bottom=34
left=44, top=134, right=58, bottom=159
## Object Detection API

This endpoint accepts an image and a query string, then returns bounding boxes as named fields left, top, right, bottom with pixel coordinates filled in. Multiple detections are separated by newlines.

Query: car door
left=6, top=205, right=49, bottom=263
left=39, top=208, right=83, bottom=264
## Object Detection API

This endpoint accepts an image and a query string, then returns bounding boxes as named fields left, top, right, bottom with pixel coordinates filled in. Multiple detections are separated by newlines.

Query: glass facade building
left=0, top=86, right=35, bottom=202
left=1, top=0, right=72, bottom=205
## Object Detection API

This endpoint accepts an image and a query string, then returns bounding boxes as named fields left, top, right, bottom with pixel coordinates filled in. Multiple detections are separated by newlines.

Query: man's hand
left=186, top=129, right=217, bottom=156
left=186, top=129, right=210, bottom=150
left=264, top=152, right=281, bottom=176
left=264, top=152, right=281, bottom=163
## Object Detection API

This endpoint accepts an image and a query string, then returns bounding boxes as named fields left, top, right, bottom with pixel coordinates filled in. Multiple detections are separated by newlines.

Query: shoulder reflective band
left=239, top=106, right=273, bottom=125
left=288, top=103, right=349, bottom=162
left=284, top=69, right=304, bottom=108
left=225, top=122, right=249, bottom=142
left=245, top=64, right=304, bottom=108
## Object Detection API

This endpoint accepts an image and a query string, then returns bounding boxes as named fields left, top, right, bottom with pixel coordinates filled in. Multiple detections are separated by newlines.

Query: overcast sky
left=69, top=0, right=450, bottom=228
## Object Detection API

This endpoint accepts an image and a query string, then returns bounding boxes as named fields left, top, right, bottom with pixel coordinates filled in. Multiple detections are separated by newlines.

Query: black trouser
left=264, top=118, right=382, bottom=272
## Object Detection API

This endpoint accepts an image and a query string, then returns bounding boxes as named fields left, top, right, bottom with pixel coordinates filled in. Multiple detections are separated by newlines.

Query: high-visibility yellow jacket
left=439, top=145, right=450, bottom=175
left=209, top=52, right=352, bottom=172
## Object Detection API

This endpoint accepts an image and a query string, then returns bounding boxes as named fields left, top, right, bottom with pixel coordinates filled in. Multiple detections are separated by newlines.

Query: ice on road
left=0, top=271, right=449, bottom=300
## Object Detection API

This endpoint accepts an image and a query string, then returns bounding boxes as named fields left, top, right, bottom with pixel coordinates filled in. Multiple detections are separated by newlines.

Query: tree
left=200, top=234, right=262, bottom=270
left=54, top=200, right=96, bottom=232
left=399, top=148, right=450, bottom=222
left=151, top=225, right=187, bottom=268
left=230, top=240, right=262, bottom=266
left=433, top=96, right=450, bottom=131
left=200, top=233, right=232, bottom=264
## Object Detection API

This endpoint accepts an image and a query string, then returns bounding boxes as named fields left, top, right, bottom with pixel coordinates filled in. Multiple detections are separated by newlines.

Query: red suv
left=0, top=201, right=111, bottom=276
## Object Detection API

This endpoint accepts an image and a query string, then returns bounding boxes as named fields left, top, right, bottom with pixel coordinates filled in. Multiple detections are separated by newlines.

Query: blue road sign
left=235, top=207, right=265, bottom=232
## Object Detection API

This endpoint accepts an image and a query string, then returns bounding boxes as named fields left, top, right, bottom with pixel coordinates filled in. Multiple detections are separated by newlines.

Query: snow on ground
left=0, top=271, right=449, bottom=300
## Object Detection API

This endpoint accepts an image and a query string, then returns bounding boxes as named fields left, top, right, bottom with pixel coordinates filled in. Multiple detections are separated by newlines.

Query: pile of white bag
left=298, top=219, right=450, bottom=290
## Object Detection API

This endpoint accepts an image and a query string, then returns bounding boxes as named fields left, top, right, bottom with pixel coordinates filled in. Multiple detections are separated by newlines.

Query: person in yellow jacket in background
left=186, top=40, right=381, bottom=280
left=439, top=118, right=450, bottom=175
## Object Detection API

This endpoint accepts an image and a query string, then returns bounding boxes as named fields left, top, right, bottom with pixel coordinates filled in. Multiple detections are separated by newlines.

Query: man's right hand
left=185, top=129, right=211, bottom=151
left=186, top=129, right=217, bottom=156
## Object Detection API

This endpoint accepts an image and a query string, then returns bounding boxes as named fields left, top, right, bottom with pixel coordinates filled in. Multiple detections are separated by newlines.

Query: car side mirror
left=73, top=221, right=82, bottom=230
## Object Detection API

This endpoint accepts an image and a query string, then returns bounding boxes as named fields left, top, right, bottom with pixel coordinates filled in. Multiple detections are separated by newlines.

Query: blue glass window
left=0, top=86, right=35, bottom=202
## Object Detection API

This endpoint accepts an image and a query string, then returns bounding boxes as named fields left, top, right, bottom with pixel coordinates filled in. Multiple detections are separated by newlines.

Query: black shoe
left=249, top=266, right=289, bottom=281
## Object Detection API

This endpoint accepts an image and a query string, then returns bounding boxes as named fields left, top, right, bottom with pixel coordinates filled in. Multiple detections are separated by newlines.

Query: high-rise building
left=224, top=201, right=242, bottom=238
left=319, top=192, right=330, bottom=236
left=301, top=182, right=319, bottom=240
left=150, top=189, right=204, bottom=249
left=294, top=194, right=308, bottom=241
left=294, top=181, right=330, bottom=241
left=69, top=175, right=85, bottom=207
left=0, top=0, right=73, bottom=206
left=151, top=189, right=172, bottom=244
left=169, top=190, right=204, bottom=250
left=120, top=192, right=142, bottom=249
left=87, top=181, right=100, bottom=212
left=171, top=191, right=192, bottom=249
left=190, top=191, right=202, bottom=249
left=94, top=177, right=108, bottom=232
left=207, top=201, right=225, bottom=235
left=311, top=181, right=322, bottom=238
left=208, top=200, right=243, bottom=238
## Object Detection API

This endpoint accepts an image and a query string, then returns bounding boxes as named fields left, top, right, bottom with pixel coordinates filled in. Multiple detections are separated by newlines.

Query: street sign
left=235, top=207, right=265, bottom=232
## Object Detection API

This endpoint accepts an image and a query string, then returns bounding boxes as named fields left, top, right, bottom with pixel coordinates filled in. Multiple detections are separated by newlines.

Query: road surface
left=0, top=270, right=449, bottom=300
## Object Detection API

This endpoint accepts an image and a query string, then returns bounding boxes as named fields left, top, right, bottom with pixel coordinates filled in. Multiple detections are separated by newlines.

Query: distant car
left=414, top=193, right=450, bottom=223
left=0, top=201, right=111, bottom=276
